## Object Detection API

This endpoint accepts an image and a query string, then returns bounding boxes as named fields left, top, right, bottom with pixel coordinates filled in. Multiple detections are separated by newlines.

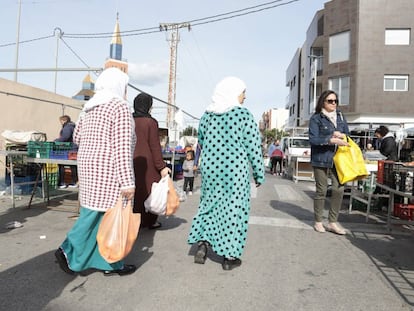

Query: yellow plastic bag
left=97, top=197, right=141, bottom=263
left=333, top=136, right=368, bottom=184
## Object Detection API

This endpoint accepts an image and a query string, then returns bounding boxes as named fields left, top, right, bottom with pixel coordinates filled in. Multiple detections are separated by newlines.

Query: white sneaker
left=68, top=184, right=78, bottom=188
left=189, top=191, right=193, bottom=195
left=59, top=185, right=68, bottom=189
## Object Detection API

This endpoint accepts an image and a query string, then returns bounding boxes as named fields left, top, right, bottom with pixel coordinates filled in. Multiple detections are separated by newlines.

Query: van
left=280, top=136, right=313, bottom=181
left=280, top=136, right=311, bottom=158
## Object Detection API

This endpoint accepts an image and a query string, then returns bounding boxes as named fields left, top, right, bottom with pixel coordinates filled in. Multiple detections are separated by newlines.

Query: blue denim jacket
left=308, top=111, right=349, bottom=168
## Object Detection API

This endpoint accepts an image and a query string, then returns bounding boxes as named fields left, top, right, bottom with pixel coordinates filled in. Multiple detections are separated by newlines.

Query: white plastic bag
left=144, top=176, right=169, bottom=215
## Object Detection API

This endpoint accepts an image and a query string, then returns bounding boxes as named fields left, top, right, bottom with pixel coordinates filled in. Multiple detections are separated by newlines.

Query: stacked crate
left=5, top=143, right=41, bottom=195
left=27, top=141, right=78, bottom=192
left=46, top=163, right=59, bottom=190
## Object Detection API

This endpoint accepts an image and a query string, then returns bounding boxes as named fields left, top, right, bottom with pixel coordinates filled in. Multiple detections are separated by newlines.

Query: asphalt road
left=1, top=173, right=414, bottom=311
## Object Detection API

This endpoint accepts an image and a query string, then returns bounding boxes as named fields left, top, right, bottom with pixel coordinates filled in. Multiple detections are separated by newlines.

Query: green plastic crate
left=27, top=141, right=53, bottom=158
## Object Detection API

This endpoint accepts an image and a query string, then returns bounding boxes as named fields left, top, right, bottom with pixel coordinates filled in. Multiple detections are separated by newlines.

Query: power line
left=0, top=34, right=54, bottom=48
left=188, top=0, right=297, bottom=24
left=64, top=26, right=160, bottom=37
left=192, top=0, right=299, bottom=27
left=55, top=36, right=200, bottom=121
left=66, top=0, right=299, bottom=39
left=127, top=83, right=200, bottom=121
left=0, top=0, right=300, bottom=121
left=0, top=0, right=300, bottom=44
left=0, top=90, right=82, bottom=111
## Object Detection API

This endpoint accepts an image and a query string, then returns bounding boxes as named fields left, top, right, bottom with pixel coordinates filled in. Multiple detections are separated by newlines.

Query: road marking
left=249, top=216, right=413, bottom=235
left=249, top=216, right=312, bottom=230
left=274, top=184, right=304, bottom=202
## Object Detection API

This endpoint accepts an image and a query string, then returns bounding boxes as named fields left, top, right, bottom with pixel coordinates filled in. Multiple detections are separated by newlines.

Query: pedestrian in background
left=55, top=67, right=137, bottom=276
left=55, top=115, right=78, bottom=188
left=270, top=140, right=283, bottom=176
left=182, top=149, right=195, bottom=195
left=374, top=125, right=398, bottom=161
left=132, top=92, right=170, bottom=230
left=267, top=139, right=277, bottom=173
left=188, top=76, right=265, bottom=270
left=308, top=90, right=349, bottom=235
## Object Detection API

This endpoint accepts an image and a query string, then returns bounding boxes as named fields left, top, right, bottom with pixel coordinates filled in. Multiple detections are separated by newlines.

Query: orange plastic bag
left=96, top=197, right=141, bottom=263
left=166, top=177, right=180, bottom=215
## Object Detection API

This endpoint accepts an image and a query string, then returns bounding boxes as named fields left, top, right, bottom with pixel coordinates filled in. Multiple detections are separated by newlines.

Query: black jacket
left=379, top=135, right=398, bottom=161
left=55, top=121, right=75, bottom=142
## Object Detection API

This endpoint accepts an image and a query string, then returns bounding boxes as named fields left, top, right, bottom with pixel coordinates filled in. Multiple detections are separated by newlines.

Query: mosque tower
left=73, top=14, right=127, bottom=100
left=104, top=13, right=128, bottom=73
left=72, top=73, right=95, bottom=101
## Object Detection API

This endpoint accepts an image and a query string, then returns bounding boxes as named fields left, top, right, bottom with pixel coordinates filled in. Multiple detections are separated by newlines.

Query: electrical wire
left=0, top=0, right=301, bottom=121
left=192, top=0, right=299, bottom=27
left=127, top=83, right=200, bottom=120
left=57, top=36, right=199, bottom=120
left=0, top=90, right=82, bottom=111
left=65, top=0, right=299, bottom=38
left=1, top=0, right=300, bottom=43
left=0, top=34, right=54, bottom=48
left=60, top=38, right=98, bottom=71
left=188, top=0, right=296, bottom=24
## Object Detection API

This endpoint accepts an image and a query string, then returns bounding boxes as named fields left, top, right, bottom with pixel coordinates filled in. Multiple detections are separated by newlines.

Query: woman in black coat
left=374, top=126, right=398, bottom=161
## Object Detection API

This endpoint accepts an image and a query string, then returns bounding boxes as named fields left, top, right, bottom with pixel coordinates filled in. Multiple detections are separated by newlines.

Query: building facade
left=260, top=108, right=289, bottom=132
left=286, top=0, right=414, bottom=129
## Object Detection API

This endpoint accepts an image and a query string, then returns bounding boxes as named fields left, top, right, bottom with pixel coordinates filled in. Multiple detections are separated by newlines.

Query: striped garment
left=73, top=98, right=136, bottom=211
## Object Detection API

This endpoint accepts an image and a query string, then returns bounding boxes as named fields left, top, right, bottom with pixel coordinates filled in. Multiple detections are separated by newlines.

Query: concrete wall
left=0, top=78, right=83, bottom=146
left=0, top=78, right=83, bottom=179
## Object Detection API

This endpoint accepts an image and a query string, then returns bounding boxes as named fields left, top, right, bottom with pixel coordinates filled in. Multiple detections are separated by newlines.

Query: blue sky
left=1, top=0, right=327, bottom=127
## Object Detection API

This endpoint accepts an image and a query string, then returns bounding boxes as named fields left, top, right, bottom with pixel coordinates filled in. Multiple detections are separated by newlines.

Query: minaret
left=73, top=74, right=95, bottom=101
left=104, top=13, right=128, bottom=73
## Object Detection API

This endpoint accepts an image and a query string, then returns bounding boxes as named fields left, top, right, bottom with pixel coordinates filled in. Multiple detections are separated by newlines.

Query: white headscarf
left=82, top=67, right=133, bottom=112
left=205, top=76, right=246, bottom=114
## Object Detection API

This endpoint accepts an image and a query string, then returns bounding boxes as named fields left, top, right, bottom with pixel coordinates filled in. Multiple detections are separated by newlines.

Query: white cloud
left=128, top=61, right=169, bottom=86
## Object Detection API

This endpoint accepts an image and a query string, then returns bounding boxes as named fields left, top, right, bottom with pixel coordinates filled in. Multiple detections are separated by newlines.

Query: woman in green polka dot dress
left=188, top=76, right=265, bottom=271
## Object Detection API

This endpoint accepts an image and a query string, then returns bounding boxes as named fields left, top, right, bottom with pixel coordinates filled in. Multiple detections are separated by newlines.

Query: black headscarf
left=133, top=93, right=153, bottom=118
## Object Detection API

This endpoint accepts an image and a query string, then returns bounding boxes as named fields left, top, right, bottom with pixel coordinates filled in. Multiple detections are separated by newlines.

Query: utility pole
left=54, top=28, right=63, bottom=93
left=14, top=0, right=22, bottom=81
left=159, top=22, right=190, bottom=144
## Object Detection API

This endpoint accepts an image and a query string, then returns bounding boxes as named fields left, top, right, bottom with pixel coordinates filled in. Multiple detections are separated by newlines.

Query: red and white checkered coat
left=73, top=98, right=136, bottom=211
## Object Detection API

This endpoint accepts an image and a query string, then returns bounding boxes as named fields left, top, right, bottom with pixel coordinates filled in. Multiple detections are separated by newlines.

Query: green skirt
left=60, top=207, right=124, bottom=272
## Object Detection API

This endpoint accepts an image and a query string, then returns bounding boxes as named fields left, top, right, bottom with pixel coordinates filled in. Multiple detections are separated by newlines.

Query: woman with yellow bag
left=309, top=90, right=349, bottom=235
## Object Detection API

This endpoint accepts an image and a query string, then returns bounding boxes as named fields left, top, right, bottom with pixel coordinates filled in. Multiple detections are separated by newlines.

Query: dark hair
left=186, top=150, right=195, bottom=160
left=59, top=115, right=71, bottom=123
left=315, top=90, right=338, bottom=113
left=375, top=125, right=389, bottom=137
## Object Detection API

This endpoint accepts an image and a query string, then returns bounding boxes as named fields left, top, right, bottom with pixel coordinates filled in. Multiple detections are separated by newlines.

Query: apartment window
left=384, top=75, right=408, bottom=91
left=329, top=76, right=350, bottom=105
left=385, top=29, right=410, bottom=45
left=329, top=31, right=350, bottom=64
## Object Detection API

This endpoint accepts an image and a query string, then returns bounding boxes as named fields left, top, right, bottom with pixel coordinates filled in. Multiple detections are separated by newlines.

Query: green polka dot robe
left=188, top=106, right=265, bottom=259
